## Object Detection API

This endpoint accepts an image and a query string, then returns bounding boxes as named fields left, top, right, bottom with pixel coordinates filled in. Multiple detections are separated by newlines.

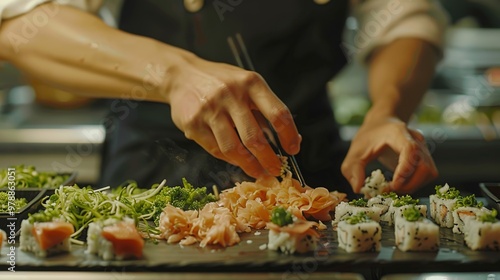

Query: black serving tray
left=479, top=183, right=500, bottom=212
left=0, top=189, right=48, bottom=234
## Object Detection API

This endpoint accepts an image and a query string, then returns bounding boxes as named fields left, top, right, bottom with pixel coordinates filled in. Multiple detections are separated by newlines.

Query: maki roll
left=388, top=195, right=427, bottom=226
left=86, top=217, right=145, bottom=260
left=367, top=192, right=398, bottom=224
left=463, top=209, right=500, bottom=251
left=333, top=199, right=383, bottom=226
left=360, top=169, right=391, bottom=199
left=19, top=219, right=74, bottom=257
left=452, top=194, right=491, bottom=234
left=394, top=205, right=439, bottom=252
left=337, top=212, right=381, bottom=253
left=429, top=184, right=461, bottom=228
left=267, top=207, right=319, bottom=254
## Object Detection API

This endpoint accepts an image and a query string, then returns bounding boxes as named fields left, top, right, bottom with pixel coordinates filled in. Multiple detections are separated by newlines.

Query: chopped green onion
left=349, top=198, right=368, bottom=207
left=343, top=212, right=371, bottom=225
left=402, top=206, right=423, bottom=222
left=478, top=209, right=498, bottom=223
left=270, top=207, right=294, bottom=227
left=453, top=194, right=483, bottom=210
left=393, top=195, right=419, bottom=207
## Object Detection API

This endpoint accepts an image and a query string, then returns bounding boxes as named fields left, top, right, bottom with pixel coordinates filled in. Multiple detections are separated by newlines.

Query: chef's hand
left=167, top=54, right=301, bottom=178
left=341, top=116, right=438, bottom=194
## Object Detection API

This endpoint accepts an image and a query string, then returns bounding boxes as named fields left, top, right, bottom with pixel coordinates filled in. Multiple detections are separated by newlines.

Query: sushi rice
left=337, top=212, right=382, bottom=253
left=19, top=219, right=73, bottom=258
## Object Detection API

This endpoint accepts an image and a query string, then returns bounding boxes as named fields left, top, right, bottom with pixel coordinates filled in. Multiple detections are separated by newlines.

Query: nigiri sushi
left=267, top=207, right=319, bottom=254
left=86, top=217, right=144, bottom=260
left=19, top=219, right=74, bottom=257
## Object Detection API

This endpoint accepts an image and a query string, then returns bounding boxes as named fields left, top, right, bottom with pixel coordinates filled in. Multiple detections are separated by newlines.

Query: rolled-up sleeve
left=351, top=0, right=450, bottom=63
left=0, top=0, right=102, bottom=25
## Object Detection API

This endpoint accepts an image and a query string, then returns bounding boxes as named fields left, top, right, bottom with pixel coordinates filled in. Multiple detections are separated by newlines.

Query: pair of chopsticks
left=227, top=33, right=306, bottom=187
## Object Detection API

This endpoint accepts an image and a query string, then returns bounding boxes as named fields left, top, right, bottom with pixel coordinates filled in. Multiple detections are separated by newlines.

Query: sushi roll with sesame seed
left=463, top=209, right=500, bottom=251
left=333, top=199, right=383, bottom=226
left=266, top=207, right=319, bottom=254
left=388, top=195, right=427, bottom=226
left=429, top=184, right=461, bottom=228
left=360, top=169, right=391, bottom=199
left=452, top=194, right=491, bottom=234
left=337, top=212, right=382, bottom=253
left=394, top=205, right=439, bottom=252
left=367, top=192, right=398, bottom=224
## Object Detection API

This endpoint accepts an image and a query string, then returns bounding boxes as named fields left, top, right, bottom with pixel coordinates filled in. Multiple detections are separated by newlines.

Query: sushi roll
left=463, top=209, right=500, bottom=251
left=337, top=212, right=381, bottom=253
left=394, top=205, right=439, bottom=252
left=86, top=217, right=145, bottom=260
left=333, top=199, right=383, bottom=226
left=367, top=192, right=398, bottom=224
left=452, top=194, right=491, bottom=234
left=429, top=184, right=461, bottom=228
left=267, top=207, right=319, bottom=254
left=388, top=195, right=427, bottom=226
left=19, top=219, right=74, bottom=257
left=360, top=169, right=391, bottom=199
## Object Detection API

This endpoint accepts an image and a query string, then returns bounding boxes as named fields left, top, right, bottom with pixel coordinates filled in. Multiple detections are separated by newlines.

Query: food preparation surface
left=2, top=222, right=499, bottom=276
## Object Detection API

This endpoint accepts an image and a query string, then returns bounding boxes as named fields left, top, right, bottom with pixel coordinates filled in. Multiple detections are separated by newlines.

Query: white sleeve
left=0, top=0, right=103, bottom=25
left=350, top=0, right=450, bottom=63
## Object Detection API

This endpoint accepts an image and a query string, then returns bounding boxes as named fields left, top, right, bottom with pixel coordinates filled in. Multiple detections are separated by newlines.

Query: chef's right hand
left=166, top=53, right=301, bottom=179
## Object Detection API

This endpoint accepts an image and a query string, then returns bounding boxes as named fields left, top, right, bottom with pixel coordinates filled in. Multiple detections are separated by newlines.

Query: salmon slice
left=101, top=221, right=144, bottom=259
left=32, top=222, right=74, bottom=250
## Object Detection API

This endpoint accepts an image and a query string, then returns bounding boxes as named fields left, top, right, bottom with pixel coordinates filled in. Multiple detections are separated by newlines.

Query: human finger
left=228, top=107, right=282, bottom=176
left=247, top=74, right=301, bottom=155
left=210, top=114, right=266, bottom=178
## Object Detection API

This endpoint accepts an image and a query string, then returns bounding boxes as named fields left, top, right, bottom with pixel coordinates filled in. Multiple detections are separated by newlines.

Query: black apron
left=99, top=0, right=352, bottom=194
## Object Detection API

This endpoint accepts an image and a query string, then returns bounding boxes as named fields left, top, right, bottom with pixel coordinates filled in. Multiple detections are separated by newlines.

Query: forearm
left=365, top=38, right=440, bottom=123
left=0, top=3, right=190, bottom=103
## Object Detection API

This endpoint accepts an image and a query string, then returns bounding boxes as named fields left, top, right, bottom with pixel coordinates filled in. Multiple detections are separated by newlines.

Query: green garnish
left=349, top=198, right=368, bottom=207
left=0, top=165, right=71, bottom=189
left=393, top=195, right=419, bottom=207
left=28, top=178, right=217, bottom=238
left=381, top=192, right=398, bottom=199
left=270, top=207, right=294, bottom=227
left=434, top=184, right=461, bottom=199
left=402, top=206, right=423, bottom=222
left=478, top=209, right=498, bottom=223
left=0, top=191, right=28, bottom=213
left=343, top=212, right=371, bottom=225
left=453, top=194, right=484, bottom=210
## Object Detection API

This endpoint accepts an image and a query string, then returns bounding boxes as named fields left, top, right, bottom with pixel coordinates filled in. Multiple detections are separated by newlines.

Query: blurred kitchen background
left=1, top=0, right=499, bottom=197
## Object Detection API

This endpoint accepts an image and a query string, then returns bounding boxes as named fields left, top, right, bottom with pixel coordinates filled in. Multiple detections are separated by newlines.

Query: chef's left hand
left=341, top=116, right=438, bottom=195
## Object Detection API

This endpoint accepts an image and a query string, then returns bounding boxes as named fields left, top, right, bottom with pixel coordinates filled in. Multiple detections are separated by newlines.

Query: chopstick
left=227, top=33, right=307, bottom=187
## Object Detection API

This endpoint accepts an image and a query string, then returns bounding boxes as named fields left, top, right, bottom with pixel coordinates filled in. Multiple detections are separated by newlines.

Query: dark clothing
left=99, top=0, right=352, bottom=194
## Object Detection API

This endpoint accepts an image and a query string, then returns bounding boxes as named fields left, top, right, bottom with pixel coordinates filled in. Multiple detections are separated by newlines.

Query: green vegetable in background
left=0, top=191, right=28, bottom=213
left=0, top=165, right=71, bottom=189
left=27, top=178, right=217, bottom=238
left=270, top=207, right=294, bottom=227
